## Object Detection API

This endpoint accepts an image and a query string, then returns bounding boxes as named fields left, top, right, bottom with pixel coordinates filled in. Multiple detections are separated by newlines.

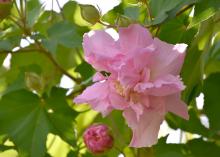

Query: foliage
left=0, top=0, right=219, bottom=157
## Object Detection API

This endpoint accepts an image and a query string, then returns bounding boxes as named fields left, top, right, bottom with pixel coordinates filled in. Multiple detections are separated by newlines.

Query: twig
left=55, top=0, right=65, bottom=19
left=10, top=3, right=82, bottom=84
left=34, top=41, right=82, bottom=84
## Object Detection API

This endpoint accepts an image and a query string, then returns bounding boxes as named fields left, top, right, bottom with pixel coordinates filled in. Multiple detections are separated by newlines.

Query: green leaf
left=159, top=13, right=197, bottom=45
left=55, top=46, right=80, bottom=70
left=102, top=3, right=124, bottom=24
left=0, top=90, right=50, bottom=157
left=75, top=61, right=95, bottom=81
left=0, top=87, right=78, bottom=156
left=188, top=138, right=220, bottom=157
left=181, top=18, right=215, bottom=104
left=166, top=107, right=209, bottom=137
left=33, top=11, right=62, bottom=36
left=124, top=6, right=140, bottom=20
left=0, top=26, right=22, bottom=48
left=204, top=41, right=220, bottom=75
left=189, top=0, right=220, bottom=28
left=153, top=136, right=187, bottom=157
left=44, top=87, right=78, bottom=146
left=26, top=0, right=43, bottom=27
left=150, top=0, right=180, bottom=17
left=154, top=137, right=220, bottom=157
left=8, top=51, right=61, bottom=93
left=43, top=21, right=82, bottom=53
left=148, top=0, right=198, bottom=25
left=149, top=0, right=181, bottom=24
left=203, top=73, right=220, bottom=132
left=0, top=40, right=13, bottom=51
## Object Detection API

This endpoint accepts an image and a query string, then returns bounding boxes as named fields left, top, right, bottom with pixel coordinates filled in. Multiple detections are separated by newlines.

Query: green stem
left=13, top=0, right=22, bottom=17
left=19, top=0, right=24, bottom=18
left=145, top=1, right=152, bottom=22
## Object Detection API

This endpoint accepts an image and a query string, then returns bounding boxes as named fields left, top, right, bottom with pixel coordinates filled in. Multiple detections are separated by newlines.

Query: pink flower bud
left=83, top=124, right=114, bottom=154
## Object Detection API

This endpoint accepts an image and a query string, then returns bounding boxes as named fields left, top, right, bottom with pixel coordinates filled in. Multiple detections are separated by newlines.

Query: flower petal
left=119, top=24, right=153, bottom=52
left=83, top=30, right=123, bottom=72
left=150, top=38, right=187, bottom=79
left=165, top=93, right=189, bottom=120
left=74, top=81, right=112, bottom=116
left=123, top=106, right=165, bottom=147
left=134, top=75, right=185, bottom=96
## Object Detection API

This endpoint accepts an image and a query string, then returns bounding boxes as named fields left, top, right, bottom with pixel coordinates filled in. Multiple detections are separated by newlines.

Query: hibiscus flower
left=74, top=24, right=189, bottom=148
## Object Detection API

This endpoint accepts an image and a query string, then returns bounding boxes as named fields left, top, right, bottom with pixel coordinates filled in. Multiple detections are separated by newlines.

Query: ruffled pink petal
left=123, top=106, right=165, bottom=147
left=150, top=38, right=187, bottom=79
left=74, top=81, right=112, bottom=116
left=118, top=46, right=154, bottom=88
left=165, top=93, right=189, bottom=120
left=83, top=30, right=123, bottom=72
left=118, top=60, right=141, bottom=88
left=119, top=24, right=153, bottom=53
left=134, top=75, right=185, bottom=96
left=109, top=93, right=128, bottom=110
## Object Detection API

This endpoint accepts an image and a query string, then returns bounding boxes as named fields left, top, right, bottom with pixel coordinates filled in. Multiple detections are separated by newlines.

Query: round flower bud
left=79, top=4, right=100, bottom=25
left=83, top=124, right=114, bottom=154
left=0, top=0, right=12, bottom=20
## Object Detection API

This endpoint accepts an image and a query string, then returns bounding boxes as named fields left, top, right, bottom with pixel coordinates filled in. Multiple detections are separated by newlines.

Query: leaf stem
left=145, top=1, right=153, bottom=22
left=8, top=2, right=82, bottom=84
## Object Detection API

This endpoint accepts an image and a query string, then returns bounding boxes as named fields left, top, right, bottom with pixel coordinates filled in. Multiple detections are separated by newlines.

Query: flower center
left=114, top=81, right=125, bottom=96
left=114, top=81, right=141, bottom=104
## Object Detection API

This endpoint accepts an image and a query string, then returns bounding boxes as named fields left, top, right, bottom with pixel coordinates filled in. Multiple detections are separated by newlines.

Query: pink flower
left=74, top=24, right=189, bottom=147
left=83, top=124, right=114, bottom=154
